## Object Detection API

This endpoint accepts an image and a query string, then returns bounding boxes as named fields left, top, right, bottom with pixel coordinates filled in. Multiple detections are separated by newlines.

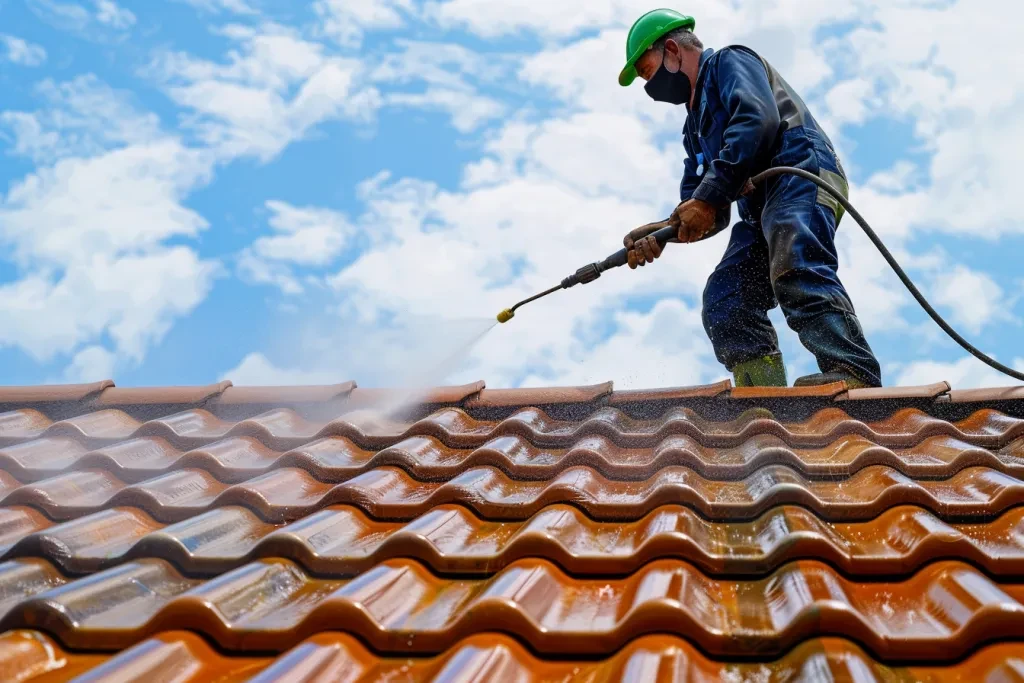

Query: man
left=619, top=9, right=882, bottom=388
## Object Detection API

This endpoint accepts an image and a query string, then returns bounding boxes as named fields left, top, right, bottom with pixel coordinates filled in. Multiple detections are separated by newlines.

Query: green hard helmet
left=619, top=8, right=696, bottom=87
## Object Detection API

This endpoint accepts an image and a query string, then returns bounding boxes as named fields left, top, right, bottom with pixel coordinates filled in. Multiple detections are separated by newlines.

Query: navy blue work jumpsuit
left=682, top=45, right=882, bottom=387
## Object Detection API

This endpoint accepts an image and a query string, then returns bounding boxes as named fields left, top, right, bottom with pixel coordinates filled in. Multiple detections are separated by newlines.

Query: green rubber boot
left=731, top=353, right=788, bottom=388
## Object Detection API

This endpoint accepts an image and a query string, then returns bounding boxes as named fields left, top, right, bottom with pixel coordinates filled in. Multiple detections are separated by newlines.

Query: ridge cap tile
left=214, top=381, right=358, bottom=405
left=729, top=381, right=849, bottom=400
left=92, top=381, right=233, bottom=407
left=343, top=381, right=486, bottom=409
left=606, top=379, right=733, bottom=405
left=842, top=381, right=952, bottom=402
left=948, top=385, right=1024, bottom=403
left=464, top=382, right=614, bottom=408
left=0, top=380, right=114, bottom=405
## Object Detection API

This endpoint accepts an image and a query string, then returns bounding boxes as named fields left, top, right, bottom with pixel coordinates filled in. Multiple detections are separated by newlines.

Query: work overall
left=682, top=46, right=882, bottom=387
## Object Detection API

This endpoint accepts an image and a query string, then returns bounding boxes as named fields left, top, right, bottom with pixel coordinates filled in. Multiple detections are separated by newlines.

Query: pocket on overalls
left=816, top=168, right=848, bottom=226
left=813, top=142, right=849, bottom=226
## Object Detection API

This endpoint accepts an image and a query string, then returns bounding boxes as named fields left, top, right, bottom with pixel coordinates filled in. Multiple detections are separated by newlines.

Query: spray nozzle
left=497, top=309, right=514, bottom=324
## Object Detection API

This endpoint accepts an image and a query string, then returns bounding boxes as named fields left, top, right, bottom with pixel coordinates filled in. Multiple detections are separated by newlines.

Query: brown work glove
left=624, top=219, right=669, bottom=269
left=671, top=198, right=718, bottom=243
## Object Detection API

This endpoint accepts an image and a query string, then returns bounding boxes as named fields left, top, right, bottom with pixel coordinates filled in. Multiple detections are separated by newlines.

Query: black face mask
left=644, top=60, right=692, bottom=106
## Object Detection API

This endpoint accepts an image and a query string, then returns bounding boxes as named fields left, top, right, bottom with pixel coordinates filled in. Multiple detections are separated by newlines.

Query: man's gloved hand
left=670, top=198, right=718, bottom=243
left=623, top=219, right=668, bottom=269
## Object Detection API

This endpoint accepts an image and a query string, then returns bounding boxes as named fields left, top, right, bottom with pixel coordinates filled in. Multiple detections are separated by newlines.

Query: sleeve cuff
left=692, top=178, right=731, bottom=209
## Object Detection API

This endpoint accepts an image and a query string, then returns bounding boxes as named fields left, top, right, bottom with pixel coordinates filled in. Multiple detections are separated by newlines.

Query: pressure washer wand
left=497, top=220, right=676, bottom=324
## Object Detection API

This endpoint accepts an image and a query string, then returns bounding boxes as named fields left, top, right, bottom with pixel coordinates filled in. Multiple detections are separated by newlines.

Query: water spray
left=496, top=166, right=1024, bottom=383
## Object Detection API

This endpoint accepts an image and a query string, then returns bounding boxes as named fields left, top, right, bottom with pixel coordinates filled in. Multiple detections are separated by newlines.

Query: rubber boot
left=795, top=371, right=872, bottom=390
left=731, top=353, right=788, bottom=388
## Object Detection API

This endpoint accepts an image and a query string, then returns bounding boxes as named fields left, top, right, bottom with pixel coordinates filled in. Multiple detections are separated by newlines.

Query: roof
left=0, top=377, right=1023, bottom=680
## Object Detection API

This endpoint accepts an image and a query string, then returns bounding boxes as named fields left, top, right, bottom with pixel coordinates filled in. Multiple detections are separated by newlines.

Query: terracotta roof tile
left=4, top=556, right=1024, bottom=660
left=52, top=632, right=1024, bottom=682
left=12, top=503, right=1024, bottom=580
left=0, top=630, right=108, bottom=681
left=0, top=379, right=1021, bottom=676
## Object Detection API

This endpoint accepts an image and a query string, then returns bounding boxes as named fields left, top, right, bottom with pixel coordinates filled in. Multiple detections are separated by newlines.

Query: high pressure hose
left=497, top=166, right=1024, bottom=383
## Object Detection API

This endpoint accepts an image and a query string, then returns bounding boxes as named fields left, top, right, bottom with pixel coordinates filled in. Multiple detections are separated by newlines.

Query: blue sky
left=0, top=0, right=1021, bottom=389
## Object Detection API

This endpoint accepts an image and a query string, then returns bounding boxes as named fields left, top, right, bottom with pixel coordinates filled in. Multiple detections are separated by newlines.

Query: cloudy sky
left=0, top=0, right=1021, bottom=390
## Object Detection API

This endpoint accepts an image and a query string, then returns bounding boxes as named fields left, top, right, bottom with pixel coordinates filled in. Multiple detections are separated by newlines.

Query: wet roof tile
left=0, top=378, right=1022, bottom=677
left=4, top=556, right=1024, bottom=659
left=45, top=632, right=1024, bottom=683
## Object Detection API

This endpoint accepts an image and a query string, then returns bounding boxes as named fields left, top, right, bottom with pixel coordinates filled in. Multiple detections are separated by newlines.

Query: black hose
left=751, top=166, right=1024, bottom=383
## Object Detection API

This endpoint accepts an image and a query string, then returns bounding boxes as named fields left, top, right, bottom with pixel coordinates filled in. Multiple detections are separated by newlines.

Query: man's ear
left=663, top=39, right=681, bottom=72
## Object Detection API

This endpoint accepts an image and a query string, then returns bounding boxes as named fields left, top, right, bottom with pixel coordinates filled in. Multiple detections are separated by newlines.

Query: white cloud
left=370, top=40, right=511, bottom=133
left=386, top=89, right=505, bottom=132
left=0, top=248, right=219, bottom=362
left=150, top=23, right=381, bottom=161
left=894, top=355, right=1024, bottom=390
left=222, top=352, right=341, bottom=385
left=315, top=0, right=414, bottom=48
left=827, top=0, right=1024, bottom=239
left=171, top=0, right=257, bottom=14
left=253, top=201, right=355, bottom=266
left=931, top=265, right=1015, bottom=336
left=93, top=0, right=134, bottom=28
left=2, top=75, right=162, bottom=165
left=237, top=201, right=357, bottom=294
left=26, top=0, right=134, bottom=38
left=0, top=34, right=47, bottom=67
left=514, top=298, right=720, bottom=388
left=823, top=78, right=876, bottom=128
left=426, top=0, right=621, bottom=39
left=61, top=346, right=117, bottom=383
left=1, top=140, right=212, bottom=267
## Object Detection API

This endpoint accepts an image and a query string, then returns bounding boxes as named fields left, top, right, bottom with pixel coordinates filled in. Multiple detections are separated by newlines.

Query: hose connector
left=562, top=262, right=602, bottom=289
left=497, top=308, right=514, bottom=324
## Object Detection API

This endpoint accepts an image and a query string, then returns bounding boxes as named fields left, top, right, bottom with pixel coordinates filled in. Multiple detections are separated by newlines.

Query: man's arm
left=691, top=48, right=781, bottom=209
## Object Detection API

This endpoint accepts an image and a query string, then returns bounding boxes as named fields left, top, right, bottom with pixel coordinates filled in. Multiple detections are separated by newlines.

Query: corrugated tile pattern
left=0, top=379, right=1023, bottom=679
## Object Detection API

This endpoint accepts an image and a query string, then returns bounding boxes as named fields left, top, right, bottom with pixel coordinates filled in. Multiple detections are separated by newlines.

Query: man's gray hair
left=652, top=27, right=703, bottom=53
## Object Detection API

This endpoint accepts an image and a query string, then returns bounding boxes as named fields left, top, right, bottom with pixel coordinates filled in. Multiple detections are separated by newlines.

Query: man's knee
left=772, top=268, right=853, bottom=331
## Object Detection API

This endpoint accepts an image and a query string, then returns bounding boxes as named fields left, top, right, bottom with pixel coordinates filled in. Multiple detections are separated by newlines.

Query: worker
left=619, top=9, right=882, bottom=389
